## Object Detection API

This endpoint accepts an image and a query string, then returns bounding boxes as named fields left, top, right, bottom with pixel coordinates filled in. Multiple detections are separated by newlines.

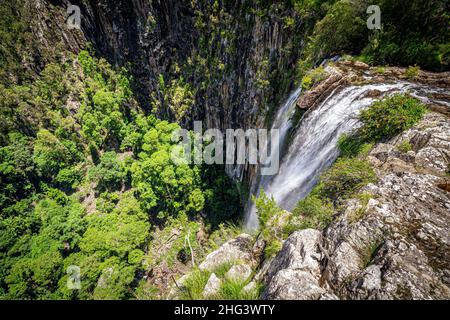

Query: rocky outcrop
left=263, top=112, right=450, bottom=300
left=296, top=66, right=348, bottom=110
left=296, top=61, right=450, bottom=115
left=199, top=234, right=255, bottom=271
left=262, top=229, right=337, bottom=300
left=169, top=233, right=262, bottom=299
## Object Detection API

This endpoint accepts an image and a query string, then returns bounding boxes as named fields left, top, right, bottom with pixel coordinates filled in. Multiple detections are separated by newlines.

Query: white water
left=244, top=81, right=441, bottom=231
left=243, top=86, right=302, bottom=230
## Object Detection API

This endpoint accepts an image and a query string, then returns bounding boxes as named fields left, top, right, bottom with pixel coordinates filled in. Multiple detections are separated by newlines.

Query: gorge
left=0, top=0, right=449, bottom=300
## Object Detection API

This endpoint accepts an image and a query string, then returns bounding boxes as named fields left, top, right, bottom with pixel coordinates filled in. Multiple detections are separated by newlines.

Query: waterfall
left=243, top=86, right=302, bottom=230
left=244, top=80, right=443, bottom=231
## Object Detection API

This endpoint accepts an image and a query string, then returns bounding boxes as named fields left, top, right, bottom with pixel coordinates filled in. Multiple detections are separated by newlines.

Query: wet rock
left=353, top=61, right=370, bottom=69
left=364, top=89, right=382, bottom=98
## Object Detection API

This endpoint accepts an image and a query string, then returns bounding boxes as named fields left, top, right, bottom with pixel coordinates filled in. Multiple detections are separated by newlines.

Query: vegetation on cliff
left=0, top=51, right=242, bottom=299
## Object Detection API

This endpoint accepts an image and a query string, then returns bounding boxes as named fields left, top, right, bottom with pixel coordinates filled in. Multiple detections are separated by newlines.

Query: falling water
left=244, top=81, right=440, bottom=231
left=243, top=86, right=302, bottom=230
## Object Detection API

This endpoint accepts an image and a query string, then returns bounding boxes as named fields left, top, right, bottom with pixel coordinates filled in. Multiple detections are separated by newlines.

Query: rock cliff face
left=27, top=1, right=301, bottom=121
left=23, top=0, right=305, bottom=181
left=264, top=111, right=450, bottom=300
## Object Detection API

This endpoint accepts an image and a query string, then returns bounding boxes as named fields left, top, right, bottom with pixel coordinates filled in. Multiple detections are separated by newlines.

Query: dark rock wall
left=20, top=0, right=308, bottom=183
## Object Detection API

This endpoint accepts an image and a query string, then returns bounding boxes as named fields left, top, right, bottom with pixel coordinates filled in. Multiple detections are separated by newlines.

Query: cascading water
left=244, top=80, right=443, bottom=231
left=243, top=86, right=302, bottom=230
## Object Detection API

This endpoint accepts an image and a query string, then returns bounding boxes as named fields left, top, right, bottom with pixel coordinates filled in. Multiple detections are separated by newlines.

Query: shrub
left=318, top=158, right=377, bottom=203
left=253, top=190, right=286, bottom=257
left=374, top=66, right=386, bottom=74
left=134, top=281, right=159, bottom=300
left=216, top=279, right=261, bottom=300
left=347, top=192, right=372, bottom=223
left=358, top=94, right=427, bottom=142
left=178, top=268, right=210, bottom=300
left=338, top=134, right=373, bottom=158
left=283, top=16, right=295, bottom=29
left=404, top=65, right=420, bottom=79
left=89, top=151, right=125, bottom=192
left=301, top=66, right=327, bottom=90
left=397, top=140, right=412, bottom=153
left=292, top=194, right=334, bottom=230
left=264, top=240, right=282, bottom=259
left=178, top=262, right=261, bottom=300
left=33, top=129, right=75, bottom=179
left=253, top=190, right=283, bottom=230
left=360, top=239, right=384, bottom=269
left=307, top=0, right=368, bottom=63
left=54, top=166, right=83, bottom=191
left=212, top=262, right=233, bottom=278
left=288, top=157, right=375, bottom=233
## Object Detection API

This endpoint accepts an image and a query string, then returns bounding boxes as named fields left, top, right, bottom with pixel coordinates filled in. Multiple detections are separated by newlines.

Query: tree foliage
left=0, top=49, right=241, bottom=299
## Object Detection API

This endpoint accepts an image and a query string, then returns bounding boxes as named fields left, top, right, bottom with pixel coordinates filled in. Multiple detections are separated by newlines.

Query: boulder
left=203, top=273, right=221, bottom=297
left=265, top=229, right=323, bottom=280
left=199, top=234, right=254, bottom=271
left=263, top=229, right=333, bottom=299
left=296, top=66, right=345, bottom=110
left=225, top=264, right=252, bottom=282
left=353, top=61, right=370, bottom=69
left=263, top=269, right=327, bottom=300
left=242, top=281, right=257, bottom=293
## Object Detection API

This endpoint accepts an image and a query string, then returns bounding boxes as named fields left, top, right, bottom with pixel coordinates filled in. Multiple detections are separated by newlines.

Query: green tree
left=33, top=129, right=76, bottom=179
left=89, top=151, right=126, bottom=192
left=0, top=132, right=36, bottom=211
